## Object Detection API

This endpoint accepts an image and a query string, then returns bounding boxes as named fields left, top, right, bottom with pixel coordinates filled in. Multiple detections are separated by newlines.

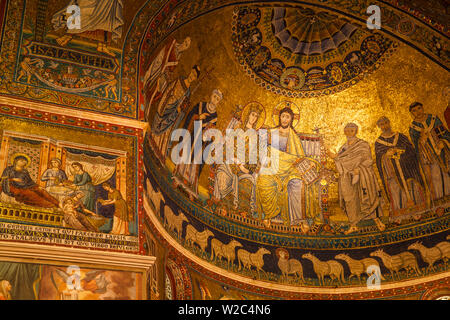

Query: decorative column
left=0, top=135, right=10, bottom=173
left=116, top=156, right=127, bottom=198
left=319, top=137, right=329, bottom=224
left=60, top=147, right=67, bottom=170
left=38, top=141, right=50, bottom=187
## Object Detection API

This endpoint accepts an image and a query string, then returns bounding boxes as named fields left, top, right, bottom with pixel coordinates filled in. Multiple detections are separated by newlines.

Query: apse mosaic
left=0, top=107, right=143, bottom=253
left=185, top=261, right=449, bottom=300
left=0, top=0, right=448, bottom=297
left=0, top=0, right=447, bottom=120
left=140, top=1, right=450, bottom=289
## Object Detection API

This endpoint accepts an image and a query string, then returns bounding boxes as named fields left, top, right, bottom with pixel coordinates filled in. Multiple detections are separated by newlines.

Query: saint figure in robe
left=329, top=123, right=385, bottom=234
left=143, top=37, right=191, bottom=121
left=149, top=65, right=200, bottom=166
left=375, top=116, right=426, bottom=221
left=213, top=103, right=265, bottom=214
left=0, top=155, right=60, bottom=208
left=255, top=107, right=311, bottom=231
left=409, top=102, right=450, bottom=201
left=172, top=89, right=223, bottom=200
left=52, top=0, right=124, bottom=56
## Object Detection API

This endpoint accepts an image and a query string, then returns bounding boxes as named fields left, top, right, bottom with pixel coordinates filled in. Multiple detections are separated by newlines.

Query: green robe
left=73, top=172, right=96, bottom=211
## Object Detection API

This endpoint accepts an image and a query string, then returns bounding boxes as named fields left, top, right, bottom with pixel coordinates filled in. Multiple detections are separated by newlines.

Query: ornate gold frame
left=0, top=241, right=155, bottom=300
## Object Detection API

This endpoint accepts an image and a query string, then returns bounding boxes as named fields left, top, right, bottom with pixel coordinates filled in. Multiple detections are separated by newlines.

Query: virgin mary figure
left=0, top=154, right=60, bottom=208
left=213, top=102, right=266, bottom=213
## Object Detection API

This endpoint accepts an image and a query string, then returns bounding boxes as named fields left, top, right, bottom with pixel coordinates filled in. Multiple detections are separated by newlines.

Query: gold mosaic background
left=0, top=117, right=137, bottom=212
left=154, top=7, right=449, bottom=208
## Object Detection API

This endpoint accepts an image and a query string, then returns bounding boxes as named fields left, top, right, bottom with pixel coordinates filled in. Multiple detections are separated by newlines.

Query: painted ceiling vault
left=137, top=0, right=449, bottom=298
left=231, top=5, right=395, bottom=97
left=0, top=0, right=449, bottom=300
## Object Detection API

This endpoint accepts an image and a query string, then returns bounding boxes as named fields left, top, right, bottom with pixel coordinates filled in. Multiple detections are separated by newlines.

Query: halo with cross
left=272, top=101, right=300, bottom=128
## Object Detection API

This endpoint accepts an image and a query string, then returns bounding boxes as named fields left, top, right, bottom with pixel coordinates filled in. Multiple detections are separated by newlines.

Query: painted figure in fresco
left=143, top=37, right=192, bottom=120
left=62, top=194, right=98, bottom=232
left=52, top=0, right=124, bottom=56
left=0, top=280, right=12, bottom=300
left=0, top=155, right=60, bottom=208
left=375, top=117, right=426, bottom=220
left=149, top=65, right=200, bottom=165
left=52, top=268, right=110, bottom=299
left=71, top=191, right=98, bottom=216
left=409, top=102, right=450, bottom=201
left=16, top=57, right=40, bottom=83
left=255, top=107, right=310, bottom=230
left=328, top=123, right=385, bottom=234
left=213, top=103, right=265, bottom=214
left=68, top=162, right=96, bottom=211
left=98, top=182, right=131, bottom=235
left=172, top=89, right=223, bottom=200
left=41, top=158, right=68, bottom=189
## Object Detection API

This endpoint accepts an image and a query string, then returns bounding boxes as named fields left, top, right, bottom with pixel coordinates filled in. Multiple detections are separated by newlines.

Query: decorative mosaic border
left=144, top=206, right=450, bottom=299
left=231, top=4, right=398, bottom=98
left=381, top=0, right=449, bottom=36
left=0, top=102, right=146, bottom=254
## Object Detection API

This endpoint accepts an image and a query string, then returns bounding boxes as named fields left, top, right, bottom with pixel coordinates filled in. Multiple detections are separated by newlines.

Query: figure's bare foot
left=344, top=226, right=358, bottom=235
left=263, top=219, right=271, bottom=228
left=374, top=218, right=386, bottom=231
left=97, top=42, right=115, bottom=56
left=56, top=35, right=72, bottom=46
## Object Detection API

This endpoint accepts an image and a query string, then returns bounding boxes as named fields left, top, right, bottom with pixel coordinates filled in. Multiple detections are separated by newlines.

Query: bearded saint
left=256, top=107, right=311, bottom=230
left=149, top=65, right=200, bottom=165
left=142, top=37, right=191, bottom=121
left=172, top=89, right=222, bottom=200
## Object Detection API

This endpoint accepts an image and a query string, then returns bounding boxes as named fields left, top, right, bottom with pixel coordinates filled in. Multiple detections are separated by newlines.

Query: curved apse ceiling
left=231, top=5, right=395, bottom=97
left=139, top=0, right=450, bottom=294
